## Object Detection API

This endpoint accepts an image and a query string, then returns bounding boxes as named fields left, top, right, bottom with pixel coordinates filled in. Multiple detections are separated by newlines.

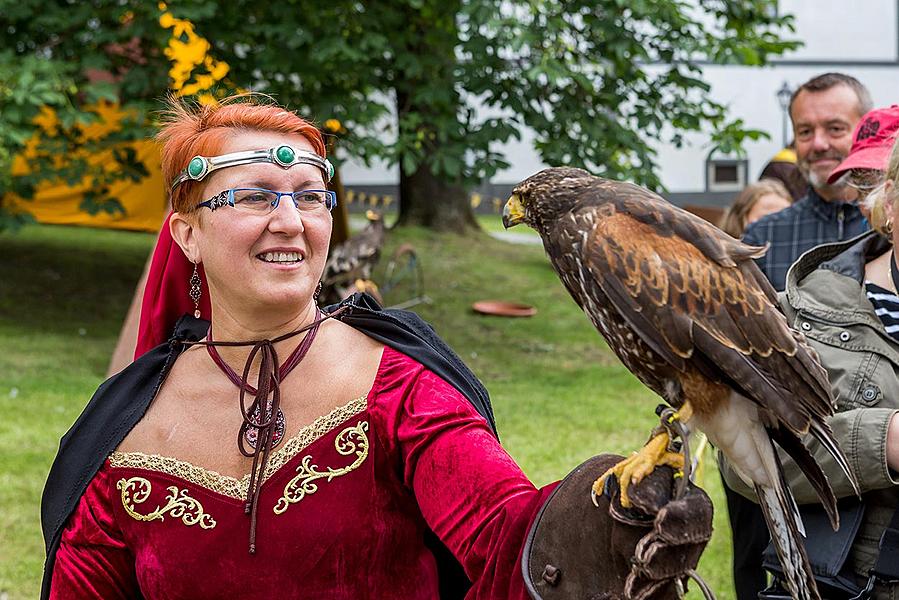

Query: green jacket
left=720, top=230, right=899, bottom=583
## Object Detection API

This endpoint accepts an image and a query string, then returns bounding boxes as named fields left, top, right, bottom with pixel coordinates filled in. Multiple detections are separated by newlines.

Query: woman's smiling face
left=181, top=130, right=333, bottom=317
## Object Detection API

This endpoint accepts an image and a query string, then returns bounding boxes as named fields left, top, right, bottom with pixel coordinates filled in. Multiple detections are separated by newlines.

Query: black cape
left=41, top=293, right=495, bottom=599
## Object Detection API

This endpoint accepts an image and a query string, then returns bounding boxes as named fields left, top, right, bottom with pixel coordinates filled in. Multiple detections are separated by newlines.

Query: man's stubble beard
left=798, top=151, right=850, bottom=198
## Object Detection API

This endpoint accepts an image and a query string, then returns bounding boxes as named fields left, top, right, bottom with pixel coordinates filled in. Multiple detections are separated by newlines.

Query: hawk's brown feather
left=559, top=195, right=833, bottom=438
left=507, top=168, right=859, bottom=600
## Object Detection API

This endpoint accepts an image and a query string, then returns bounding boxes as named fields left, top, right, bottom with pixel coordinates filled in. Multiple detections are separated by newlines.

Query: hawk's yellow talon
left=591, top=431, right=685, bottom=507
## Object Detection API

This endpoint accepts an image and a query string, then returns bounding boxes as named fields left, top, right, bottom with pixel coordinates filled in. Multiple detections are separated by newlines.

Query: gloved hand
left=523, top=454, right=713, bottom=600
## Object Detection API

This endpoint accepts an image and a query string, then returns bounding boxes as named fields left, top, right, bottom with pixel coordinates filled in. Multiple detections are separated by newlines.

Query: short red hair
left=158, top=94, right=326, bottom=213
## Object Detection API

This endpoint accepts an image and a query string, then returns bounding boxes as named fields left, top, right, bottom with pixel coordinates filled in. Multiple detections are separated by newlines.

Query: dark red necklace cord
left=206, top=312, right=321, bottom=395
left=183, top=305, right=346, bottom=553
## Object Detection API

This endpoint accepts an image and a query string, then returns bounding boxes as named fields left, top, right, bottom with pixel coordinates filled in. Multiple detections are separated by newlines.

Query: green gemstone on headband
left=188, top=157, right=205, bottom=178
left=275, top=145, right=295, bottom=165
left=326, top=160, right=335, bottom=181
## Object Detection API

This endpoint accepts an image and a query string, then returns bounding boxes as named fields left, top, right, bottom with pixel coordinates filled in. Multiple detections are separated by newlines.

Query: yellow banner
left=5, top=4, right=227, bottom=233
left=8, top=138, right=167, bottom=233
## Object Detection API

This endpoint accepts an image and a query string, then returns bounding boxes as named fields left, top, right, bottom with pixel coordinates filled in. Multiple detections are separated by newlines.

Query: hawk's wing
left=553, top=181, right=832, bottom=437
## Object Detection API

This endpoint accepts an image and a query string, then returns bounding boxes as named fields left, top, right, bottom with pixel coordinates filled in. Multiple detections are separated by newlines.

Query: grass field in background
left=0, top=219, right=735, bottom=599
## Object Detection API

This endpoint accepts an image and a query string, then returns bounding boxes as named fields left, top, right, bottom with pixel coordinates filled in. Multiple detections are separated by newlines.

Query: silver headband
left=171, top=144, right=334, bottom=191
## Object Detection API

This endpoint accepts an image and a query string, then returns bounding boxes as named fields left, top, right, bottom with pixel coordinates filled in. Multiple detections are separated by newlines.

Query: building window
left=714, top=163, right=739, bottom=184
left=705, top=150, right=748, bottom=193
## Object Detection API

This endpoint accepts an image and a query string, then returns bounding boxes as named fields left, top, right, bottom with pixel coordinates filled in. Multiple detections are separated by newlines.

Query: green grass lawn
left=0, top=219, right=735, bottom=599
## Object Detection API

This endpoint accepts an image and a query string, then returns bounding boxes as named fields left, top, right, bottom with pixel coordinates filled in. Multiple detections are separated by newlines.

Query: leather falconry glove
left=523, top=454, right=714, bottom=600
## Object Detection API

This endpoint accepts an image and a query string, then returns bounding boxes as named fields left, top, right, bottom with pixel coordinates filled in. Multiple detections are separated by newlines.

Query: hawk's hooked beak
left=503, top=194, right=525, bottom=229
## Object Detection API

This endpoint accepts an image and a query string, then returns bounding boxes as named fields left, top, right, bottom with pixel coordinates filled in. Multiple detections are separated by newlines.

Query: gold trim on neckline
left=108, top=395, right=368, bottom=499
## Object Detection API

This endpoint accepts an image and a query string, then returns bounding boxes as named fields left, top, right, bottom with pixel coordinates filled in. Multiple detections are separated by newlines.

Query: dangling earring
left=189, top=263, right=202, bottom=318
left=314, top=281, right=323, bottom=304
left=885, top=217, right=894, bottom=236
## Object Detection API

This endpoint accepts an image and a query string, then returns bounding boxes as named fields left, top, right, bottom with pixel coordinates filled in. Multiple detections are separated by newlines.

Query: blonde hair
left=719, top=179, right=792, bottom=238
left=864, top=136, right=899, bottom=235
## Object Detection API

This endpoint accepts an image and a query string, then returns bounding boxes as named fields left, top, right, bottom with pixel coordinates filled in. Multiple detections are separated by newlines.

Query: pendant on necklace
left=244, top=405, right=287, bottom=450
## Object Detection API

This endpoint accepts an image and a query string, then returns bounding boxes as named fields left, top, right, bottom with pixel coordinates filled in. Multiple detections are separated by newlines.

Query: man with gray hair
left=742, top=72, right=871, bottom=291
left=729, top=72, right=872, bottom=600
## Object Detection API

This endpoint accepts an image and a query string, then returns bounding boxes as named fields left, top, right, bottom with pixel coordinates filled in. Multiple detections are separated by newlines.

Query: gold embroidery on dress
left=117, top=477, right=216, bottom=529
left=274, top=421, right=369, bottom=515
left=108, top=395, right=368, bottom=499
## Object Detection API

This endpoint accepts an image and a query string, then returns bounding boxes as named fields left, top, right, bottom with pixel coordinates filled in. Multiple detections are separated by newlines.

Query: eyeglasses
left=846, top=169, right=884, bottom=193
left=197, top=188, right=337, bottom=214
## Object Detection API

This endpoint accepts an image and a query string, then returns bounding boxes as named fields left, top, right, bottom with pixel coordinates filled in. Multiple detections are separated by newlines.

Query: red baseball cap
left=828, top=105, right=899, bottom=184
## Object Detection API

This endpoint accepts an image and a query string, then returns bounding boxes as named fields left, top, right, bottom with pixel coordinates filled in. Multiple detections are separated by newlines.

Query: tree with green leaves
left=0, top=1, right=168, bottom=231
left=1, top=1, right=797, bottom=232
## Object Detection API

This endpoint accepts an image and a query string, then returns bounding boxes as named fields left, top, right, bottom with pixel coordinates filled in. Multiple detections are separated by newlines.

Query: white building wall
left=787, top=0, right=895, bottom=61
left=657, top=0, right=899, bottom=194
left=658, top=63, right=899, bottom=192
left=341, top=0, right=899, bottom=199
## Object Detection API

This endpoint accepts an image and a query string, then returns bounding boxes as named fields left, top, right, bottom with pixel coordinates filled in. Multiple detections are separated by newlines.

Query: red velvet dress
left=51, top=347, right=557, bottom=599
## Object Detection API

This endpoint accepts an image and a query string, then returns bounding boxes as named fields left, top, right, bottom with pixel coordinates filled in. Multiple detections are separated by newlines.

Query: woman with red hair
left=41, top=96, right=711, bottom=599
left=135, top=98, right=327, bottom=356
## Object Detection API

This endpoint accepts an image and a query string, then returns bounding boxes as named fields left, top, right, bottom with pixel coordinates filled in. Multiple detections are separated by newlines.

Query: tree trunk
left=397, top=161, right=478, bottom=231
left=327, top=137, right=351, bottom=246
left=392, top=2, right=478, bottom=232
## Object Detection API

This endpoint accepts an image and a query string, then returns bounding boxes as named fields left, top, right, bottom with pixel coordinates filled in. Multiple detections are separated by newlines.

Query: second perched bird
left=503, top=167, right=859, bottom=600
left=320, top=209, right=386, bottom=304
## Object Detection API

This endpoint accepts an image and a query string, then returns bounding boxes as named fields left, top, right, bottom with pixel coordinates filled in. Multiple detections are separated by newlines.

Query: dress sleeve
left=374, top=355, right=557, bottom=599
left=49, top=466, right=139, bottom=599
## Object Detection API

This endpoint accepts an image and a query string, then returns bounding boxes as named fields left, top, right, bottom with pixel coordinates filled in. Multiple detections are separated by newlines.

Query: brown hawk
left=503, top=167, right=859, bottom=600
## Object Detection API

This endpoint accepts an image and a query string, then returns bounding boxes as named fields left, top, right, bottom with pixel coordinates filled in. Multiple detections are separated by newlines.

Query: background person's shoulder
left=742, top=200, right=804, bottom=242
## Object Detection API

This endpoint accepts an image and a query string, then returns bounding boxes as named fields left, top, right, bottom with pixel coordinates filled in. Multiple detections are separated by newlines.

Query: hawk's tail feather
left=809, top=420, right=861, bottom=497
left=785, top=331, right=835, bottom=417
left=782, top=337, right=833, bottom=415
left=755, top=475, right=820, bottom=600
left=768, top=425, right=839, bottom=530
